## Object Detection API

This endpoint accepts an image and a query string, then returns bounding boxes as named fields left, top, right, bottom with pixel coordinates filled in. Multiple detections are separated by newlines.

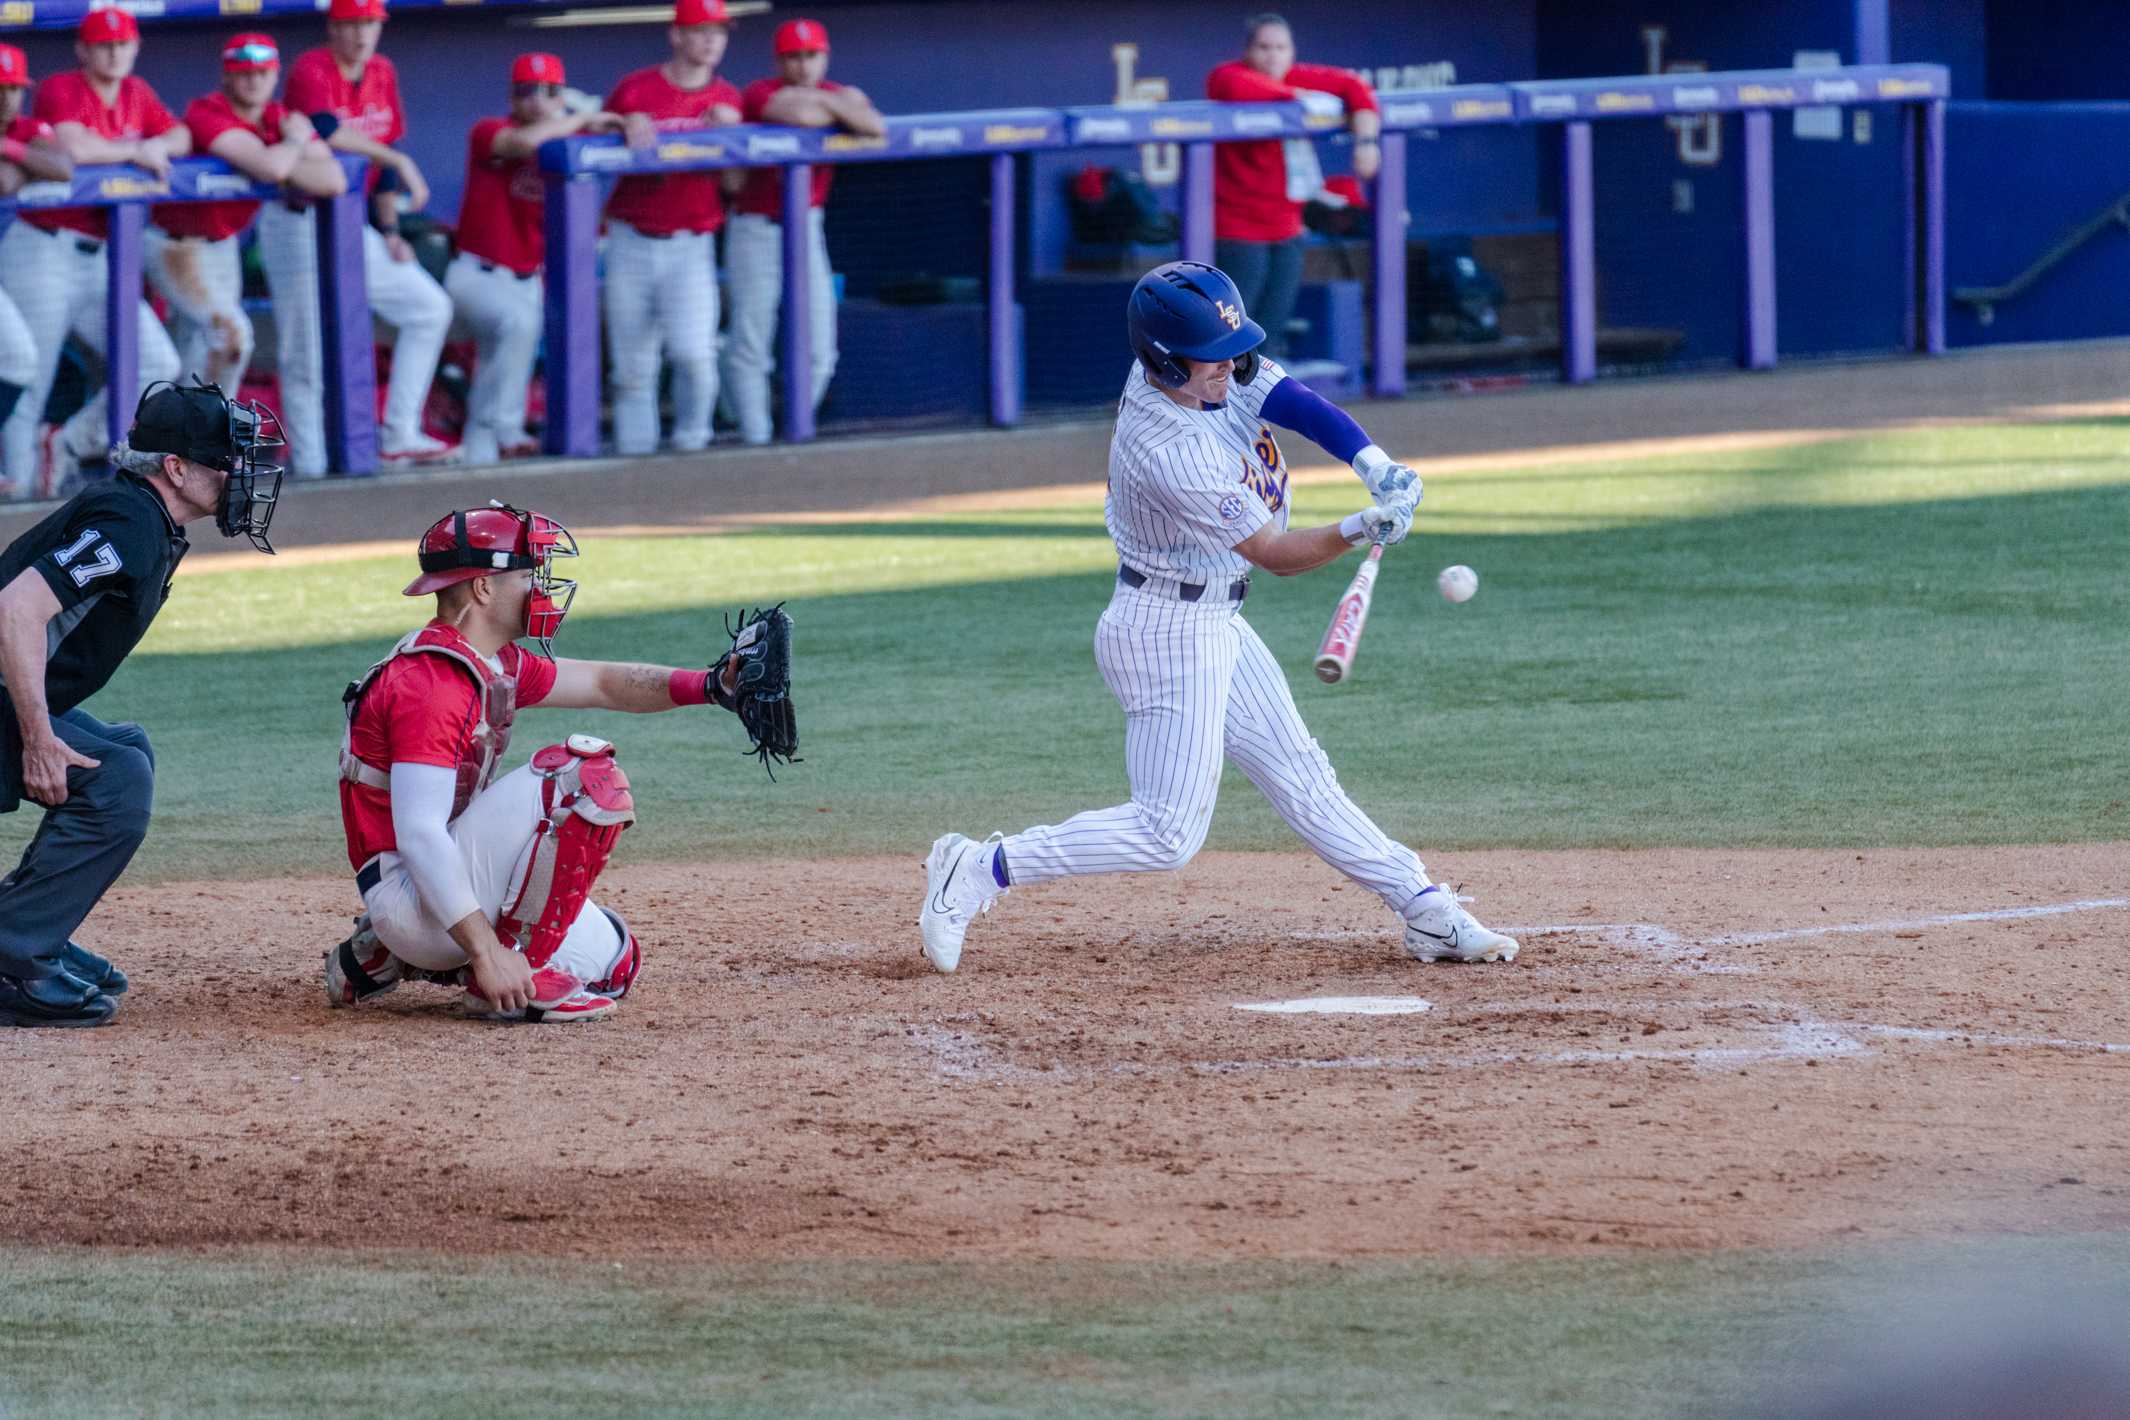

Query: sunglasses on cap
left=224, top=43, right=278, bottom=66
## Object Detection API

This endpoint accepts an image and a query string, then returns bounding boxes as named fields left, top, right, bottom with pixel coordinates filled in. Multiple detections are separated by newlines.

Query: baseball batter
left=329, top=504, right=796, bottom=1023
left=720, top=17, right=882, bottom=446
left=0, top=45, right=75, bottom=500
left=445, top=54, right=623, bottom=465
left=603, top=0, right=742, bottom=457
left=0, top=8, right=184, bottom=499
left=146, top=34, right=347, bottom=399
left=265, top=0, right=455, bottom=472
left=919, top=262, right=1517, bottom=973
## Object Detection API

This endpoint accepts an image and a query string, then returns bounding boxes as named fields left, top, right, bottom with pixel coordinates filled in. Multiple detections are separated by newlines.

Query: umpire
left=0, top=380, right=282, bottom=1027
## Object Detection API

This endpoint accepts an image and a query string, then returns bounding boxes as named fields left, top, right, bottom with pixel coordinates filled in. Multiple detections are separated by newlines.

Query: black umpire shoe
left=0, top=970, right=118, bottom=1028
left=59, top=942, right=128, bottom=996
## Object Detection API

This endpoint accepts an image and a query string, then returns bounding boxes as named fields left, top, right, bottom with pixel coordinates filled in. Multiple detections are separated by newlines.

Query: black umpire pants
left=0, top=708, right=154, bottom=981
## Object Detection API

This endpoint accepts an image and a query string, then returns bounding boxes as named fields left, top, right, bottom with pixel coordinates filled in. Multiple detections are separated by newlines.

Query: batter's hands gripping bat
left=1314, top=543, right=1385, bottom=685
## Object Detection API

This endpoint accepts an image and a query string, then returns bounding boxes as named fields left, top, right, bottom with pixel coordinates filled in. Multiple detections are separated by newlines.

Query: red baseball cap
left=672, top=0, right=728, bottom=27
left=0, top=43, right=28, bottom=85
left=221, top=32, right=279, bottom=72
left=511, top=51, right=565, bottom=85
left=79, top=7, right=140, bottom=44
left=774, top=18, right=828, bottom=55
left=327, top=0, right=387, bottom=22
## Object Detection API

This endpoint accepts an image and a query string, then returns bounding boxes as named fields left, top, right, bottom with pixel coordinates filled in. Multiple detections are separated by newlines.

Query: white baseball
left=1437, top=565, right=1479, bottom=604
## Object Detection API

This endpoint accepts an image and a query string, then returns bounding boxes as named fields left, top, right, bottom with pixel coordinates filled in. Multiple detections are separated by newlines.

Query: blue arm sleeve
left=1259, top=375, right=1370, bottom=463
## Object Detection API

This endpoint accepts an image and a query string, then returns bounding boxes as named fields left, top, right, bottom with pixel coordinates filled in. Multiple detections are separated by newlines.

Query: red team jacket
left=27, top=72, right=179, bottom=240
left=603, top=65, right=742, bottom=236
left=455, top=116, right=546, bottom=274
left=152, top=94, right=289, bottom=242
left=1205, top=60, right=1379, bottom=243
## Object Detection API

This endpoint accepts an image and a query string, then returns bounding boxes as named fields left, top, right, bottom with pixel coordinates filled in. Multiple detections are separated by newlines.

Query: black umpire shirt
left=0, top=473, right=188, bottom=813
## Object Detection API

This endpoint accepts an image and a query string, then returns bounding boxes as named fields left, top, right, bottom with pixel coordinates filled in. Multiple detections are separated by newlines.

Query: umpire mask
left=129, top=380, right=287, bottom=553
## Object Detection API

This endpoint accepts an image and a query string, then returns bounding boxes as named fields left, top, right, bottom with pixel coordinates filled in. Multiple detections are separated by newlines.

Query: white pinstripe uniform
left=721, top=207, right=834, bottom=445
left=996, top=356, right=1430, bottom=909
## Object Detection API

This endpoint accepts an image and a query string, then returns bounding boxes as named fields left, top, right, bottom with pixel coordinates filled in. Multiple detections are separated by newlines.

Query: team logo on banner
left=1642, top=27, right=1719, bottom=168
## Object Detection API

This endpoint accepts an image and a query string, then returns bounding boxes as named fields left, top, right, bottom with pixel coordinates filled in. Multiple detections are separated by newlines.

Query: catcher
left=327, top=501, right=794, bottom=1022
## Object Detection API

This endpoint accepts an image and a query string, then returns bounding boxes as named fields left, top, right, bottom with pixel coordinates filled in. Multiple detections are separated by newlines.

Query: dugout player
left=0, top=45, right=75, bottom=501
left=1206, top=13, right=1379, bottom=360
left=266, top=0, right=455, bottom=472
left=603, top=0, right=743, bottom=457
left=720, top=18, right=882, bottom=446
left=328, top=503, right=792, bottom=1023
left=446, top=54, right=624, bottom=465
left=918, top=262, right=1516, bottom=974
left=0, top=380, right=281, bottom=1027
left=0, top=8, right=185, bottom=499
left=147, top=34, right=347, bottom=399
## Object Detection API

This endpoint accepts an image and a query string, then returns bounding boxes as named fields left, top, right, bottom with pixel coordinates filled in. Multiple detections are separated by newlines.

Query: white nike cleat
left=1402, top=884, right=1520, bottom=964
left=919, top=831, right=1005, bottom=973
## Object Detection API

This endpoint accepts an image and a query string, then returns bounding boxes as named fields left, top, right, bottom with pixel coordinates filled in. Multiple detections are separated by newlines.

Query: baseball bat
left=1314, top=542, right=1386, bottom=685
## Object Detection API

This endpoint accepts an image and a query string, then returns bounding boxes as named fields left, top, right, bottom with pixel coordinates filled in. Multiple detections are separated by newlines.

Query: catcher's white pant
left=144, top=228, right=253, bottom=392
left=999, top=583, right=1431, bottom=912
left=361, top=761, right=627, bottom=981
left=603, top=220, right=716, bottom=456
left=0, top=220, right=180, bottom=486
left=720, top=210, right=836, bottom=446
left=443, top=252, right=541, bottom=464
left=257, top=203, right=452, bottom=475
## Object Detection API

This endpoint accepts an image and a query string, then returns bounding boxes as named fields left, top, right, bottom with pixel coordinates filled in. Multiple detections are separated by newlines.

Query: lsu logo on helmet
left=1216, top=300, right=1242, bottom=330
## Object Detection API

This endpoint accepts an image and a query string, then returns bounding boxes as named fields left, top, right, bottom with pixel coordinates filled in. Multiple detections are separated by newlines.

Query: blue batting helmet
left=1127, top=261, right=1266, bottom=389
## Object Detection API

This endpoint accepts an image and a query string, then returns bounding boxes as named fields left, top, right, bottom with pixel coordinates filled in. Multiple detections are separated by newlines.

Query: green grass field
left=6, top=418, right=2122, bottom=880
left=2, top=417, right=2125, bottom=1417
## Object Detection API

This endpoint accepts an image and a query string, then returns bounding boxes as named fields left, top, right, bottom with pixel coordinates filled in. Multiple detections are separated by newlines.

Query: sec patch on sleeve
left=1218, top=494, right=1246, bottom=524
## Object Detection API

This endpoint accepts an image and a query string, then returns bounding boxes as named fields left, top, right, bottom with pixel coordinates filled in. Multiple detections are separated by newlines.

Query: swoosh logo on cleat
left=931, top=846, right=969, bottom=917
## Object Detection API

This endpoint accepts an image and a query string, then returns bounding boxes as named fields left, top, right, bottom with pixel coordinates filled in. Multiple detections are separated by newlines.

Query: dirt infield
left=5, top=845, right=2124, bottom=1260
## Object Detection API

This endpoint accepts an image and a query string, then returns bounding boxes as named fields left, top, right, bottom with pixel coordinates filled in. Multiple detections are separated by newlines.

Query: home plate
left=1235, top=996, right=1433, bottom=1016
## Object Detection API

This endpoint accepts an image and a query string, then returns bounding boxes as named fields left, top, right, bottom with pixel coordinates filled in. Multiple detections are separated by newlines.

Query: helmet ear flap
left=1141, top=348, right=1191, bottom=389
left=1233, top=348, right=1261, bottom=387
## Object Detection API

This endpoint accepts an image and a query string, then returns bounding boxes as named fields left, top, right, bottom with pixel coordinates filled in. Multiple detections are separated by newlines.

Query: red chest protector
left=340, top=624, right=520, bottom=821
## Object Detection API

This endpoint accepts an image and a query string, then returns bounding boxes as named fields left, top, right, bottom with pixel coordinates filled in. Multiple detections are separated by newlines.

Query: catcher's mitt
left=721, top=604, right=798, bottom=776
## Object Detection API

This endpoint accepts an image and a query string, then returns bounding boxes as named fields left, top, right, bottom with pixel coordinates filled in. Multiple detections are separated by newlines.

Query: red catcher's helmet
left=404, top=502, right=579, bottom=652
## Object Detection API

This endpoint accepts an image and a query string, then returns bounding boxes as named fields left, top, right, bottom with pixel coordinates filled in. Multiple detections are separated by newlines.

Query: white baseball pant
left=0, top=285, right=38, bottom=494
left=720, top=209, right=836, bottom=446
left=443, top=252, right=541, bottom=464
left=144, top=227, right=253, bottom=392
left=998, top=583, right=1431, bottom=912
left=361, top=761, right=626, bottom=981
left=0, top=220, right=181, bottom=487
left=603, top=220, right=716, bottom=456
left=257, top=203, right=452, bottom=474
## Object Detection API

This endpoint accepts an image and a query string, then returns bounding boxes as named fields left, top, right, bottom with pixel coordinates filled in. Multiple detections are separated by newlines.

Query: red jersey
left=454, top=116, right=545, bottom=274
left=604, top=65, right=742, bottom=236
left=28, top=72, right=179, bottom=239
left=285, top=47, right=403, bottom=192
left=1206, top=60, right=1378, bottom=242
left=153, top=94, right=285, bottom=242
left=338, top=623, right=557, bottom=871
left=732, top=76, right=838, bottom=220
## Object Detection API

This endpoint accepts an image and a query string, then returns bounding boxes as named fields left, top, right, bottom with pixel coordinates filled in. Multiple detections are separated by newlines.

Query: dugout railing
left=0, top=153, right=379, bottom=471
left=538, top=61, right=1947, bottom=455
left=0, top=62, right=1948, bottom=474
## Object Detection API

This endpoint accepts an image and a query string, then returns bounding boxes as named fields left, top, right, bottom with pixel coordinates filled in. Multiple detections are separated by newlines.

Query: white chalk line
left=911, top=898, right=2130, bottom=1081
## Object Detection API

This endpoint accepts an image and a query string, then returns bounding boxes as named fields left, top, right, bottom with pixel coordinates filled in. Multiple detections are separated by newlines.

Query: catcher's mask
left=128, top=379, right=286, bottom=553
left=403, top=501, right=579, bottom=654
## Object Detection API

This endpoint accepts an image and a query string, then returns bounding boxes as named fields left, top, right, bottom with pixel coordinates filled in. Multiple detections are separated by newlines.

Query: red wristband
left=668, top=668, right=712, bottom=706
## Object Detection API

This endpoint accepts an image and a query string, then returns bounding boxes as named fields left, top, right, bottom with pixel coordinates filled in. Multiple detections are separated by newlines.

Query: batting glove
left=1342, top=502, right=1413, bottom=546
left=1353, top=444, right=1422, bottom=503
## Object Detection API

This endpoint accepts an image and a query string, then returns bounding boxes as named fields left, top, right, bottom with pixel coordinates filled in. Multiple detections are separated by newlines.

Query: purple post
left=1740, top=109, right=1777, bottom=370
left=1852, top=0, right=1891, bottom=65
left=1180, top=141, right=1214, bottom=264
left=313, top=186, right=377, bottom=475
left=1901, top=100, right=1946, bottom=355
left=1559, top=121, right=1596, bottom=385
left=543, top=174, right=603, bottom=457
left=987, top=151, right=1021, bottom=427
left=780, top=162, right=815, bottom=443
left=102, top=202, right=144, bottom=453
left=1368, top=131, right=1407, bottom=399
